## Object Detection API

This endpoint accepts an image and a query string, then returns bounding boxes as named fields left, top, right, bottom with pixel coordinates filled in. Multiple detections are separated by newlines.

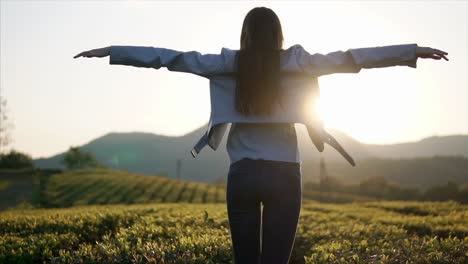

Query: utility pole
left=319, top=157, right=328, bottom=184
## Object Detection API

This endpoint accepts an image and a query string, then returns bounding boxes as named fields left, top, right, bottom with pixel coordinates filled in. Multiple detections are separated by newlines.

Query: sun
left=309, top=76, right=397, bottom=143
left=310, top=74, right=419, bottom=144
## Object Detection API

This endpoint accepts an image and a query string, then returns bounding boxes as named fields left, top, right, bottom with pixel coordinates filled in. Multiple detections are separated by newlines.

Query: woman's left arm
left=348, top=44, right=448, bottom=69
left=298, top=44, right=448, bottom=76
left=73, top=46, right=225, bottom=78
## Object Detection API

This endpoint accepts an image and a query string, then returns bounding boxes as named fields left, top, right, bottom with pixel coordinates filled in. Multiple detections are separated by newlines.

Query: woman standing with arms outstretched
left=74, top=6, right=448, bottom=264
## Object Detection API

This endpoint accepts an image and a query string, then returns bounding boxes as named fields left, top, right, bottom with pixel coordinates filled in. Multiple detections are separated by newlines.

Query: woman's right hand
left=416, top=45, right=449, bottom=61
left=73, top=46, right=110, bottom=59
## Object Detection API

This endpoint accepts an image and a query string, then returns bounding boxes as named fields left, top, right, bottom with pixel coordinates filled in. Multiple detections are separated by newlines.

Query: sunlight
left=311, top=71, right=423, bottom=144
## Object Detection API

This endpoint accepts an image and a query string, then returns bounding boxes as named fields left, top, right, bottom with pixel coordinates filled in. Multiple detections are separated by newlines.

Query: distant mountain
left=34, top=125, right=230, bottom=183
left=34, top=125, right=468, bottom=186
left=365, top=135, right=468, bottom=158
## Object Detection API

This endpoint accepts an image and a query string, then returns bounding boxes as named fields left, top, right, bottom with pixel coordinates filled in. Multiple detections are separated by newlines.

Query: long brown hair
left=235, top=7, right=284, bottom=116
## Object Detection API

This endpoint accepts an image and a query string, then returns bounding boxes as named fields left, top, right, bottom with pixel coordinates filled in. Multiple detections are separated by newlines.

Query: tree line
left=0, top=147, right=102, bottom=170
left=308, top=174, right=468, bottom=204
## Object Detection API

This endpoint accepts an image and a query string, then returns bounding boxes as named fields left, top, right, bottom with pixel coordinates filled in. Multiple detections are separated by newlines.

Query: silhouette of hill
left=365, top=135, right=468, bottom=158
left=34, top=125, right=229, bottom=183
left=34, top=124, right=468, bottom=186
left=323, top=156, right=468, bottom=189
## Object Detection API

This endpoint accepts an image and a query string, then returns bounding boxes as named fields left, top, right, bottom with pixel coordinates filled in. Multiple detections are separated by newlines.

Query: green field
left=0, top=169, right=40, bottom=211
left=40, top=168, right=226, bottom=207
left=1, top=200, right=467, bottom=263
left=38, top=168, right=379, bottom=208
left=37, top=168, right=369, bottom=208
left=1, top=168, right=467, bottom=263
left=0, top=180, right=8, bottom=191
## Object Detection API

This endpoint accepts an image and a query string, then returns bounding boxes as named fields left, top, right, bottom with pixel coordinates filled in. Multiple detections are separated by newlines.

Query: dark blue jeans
left=226, top=158, right=302, bottom=264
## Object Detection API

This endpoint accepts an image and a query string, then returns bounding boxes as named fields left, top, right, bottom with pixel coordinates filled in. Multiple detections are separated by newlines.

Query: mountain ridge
left=34, top=125, right=468, bottom=186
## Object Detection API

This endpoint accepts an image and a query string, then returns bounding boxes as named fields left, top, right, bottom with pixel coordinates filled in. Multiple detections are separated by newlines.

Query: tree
left=0, top=96, right=14, bottom=154
left=61, top=146, right=101, bottom=170
left=0, top=149, right=34, bottom=169
left=359, top=176, right=392, bottom=198
left=423, top=181, right=459, bottom=201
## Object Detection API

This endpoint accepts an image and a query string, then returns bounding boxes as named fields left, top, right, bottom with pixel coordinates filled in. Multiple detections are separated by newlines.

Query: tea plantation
left=0, top=168, right=467, bottom=263
left=1, top=200, right=466, bottom=263
left=39, top=168, right=226, bottom=207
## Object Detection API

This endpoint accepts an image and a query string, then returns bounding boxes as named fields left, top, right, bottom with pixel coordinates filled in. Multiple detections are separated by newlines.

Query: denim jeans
left=226, top=158, right=302, bottom=264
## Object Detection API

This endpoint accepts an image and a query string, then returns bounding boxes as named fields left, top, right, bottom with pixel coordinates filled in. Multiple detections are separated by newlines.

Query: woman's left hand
left=416, top=46, right=449, bottom=61
left=73, top=46, right=111, bottom=59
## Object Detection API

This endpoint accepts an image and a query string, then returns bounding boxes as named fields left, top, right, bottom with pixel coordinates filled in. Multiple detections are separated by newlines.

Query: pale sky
left=1, top=0, right=467, bottom=159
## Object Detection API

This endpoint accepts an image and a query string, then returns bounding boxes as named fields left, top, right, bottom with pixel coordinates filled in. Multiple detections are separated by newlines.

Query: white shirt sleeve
left=296, top=43, right=418, bottom=76
left=109, top=46, right=226, bottom=78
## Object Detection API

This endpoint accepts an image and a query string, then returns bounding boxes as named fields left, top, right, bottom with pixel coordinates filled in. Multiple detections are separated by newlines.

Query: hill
left=2, top=168, right=384, bottom=210
left=34, top=125, right=230, bottom=183
left=40, top=168, right=226, bottom=208
left=302, top=156, right=468, bottom=189
left=33, top=125, right=468, bottom=186
left=366, top=134, right=468, bottom=158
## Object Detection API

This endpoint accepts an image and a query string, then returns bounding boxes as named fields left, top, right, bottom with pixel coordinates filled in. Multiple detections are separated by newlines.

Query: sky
left=0, top=0, right=467, bottom=159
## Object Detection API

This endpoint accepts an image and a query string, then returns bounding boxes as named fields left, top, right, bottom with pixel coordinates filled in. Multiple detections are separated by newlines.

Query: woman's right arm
left=74, top=46, right=226, bottom=78
left=297, top=44, right=448, bottom=76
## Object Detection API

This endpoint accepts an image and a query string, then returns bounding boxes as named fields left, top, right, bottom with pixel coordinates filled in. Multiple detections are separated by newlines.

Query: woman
left=74, top=6, right=448, bottom=264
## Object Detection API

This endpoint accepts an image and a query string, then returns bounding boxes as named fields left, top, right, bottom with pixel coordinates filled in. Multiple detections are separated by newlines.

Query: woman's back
left=227, top=122, right=299, bottom=164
